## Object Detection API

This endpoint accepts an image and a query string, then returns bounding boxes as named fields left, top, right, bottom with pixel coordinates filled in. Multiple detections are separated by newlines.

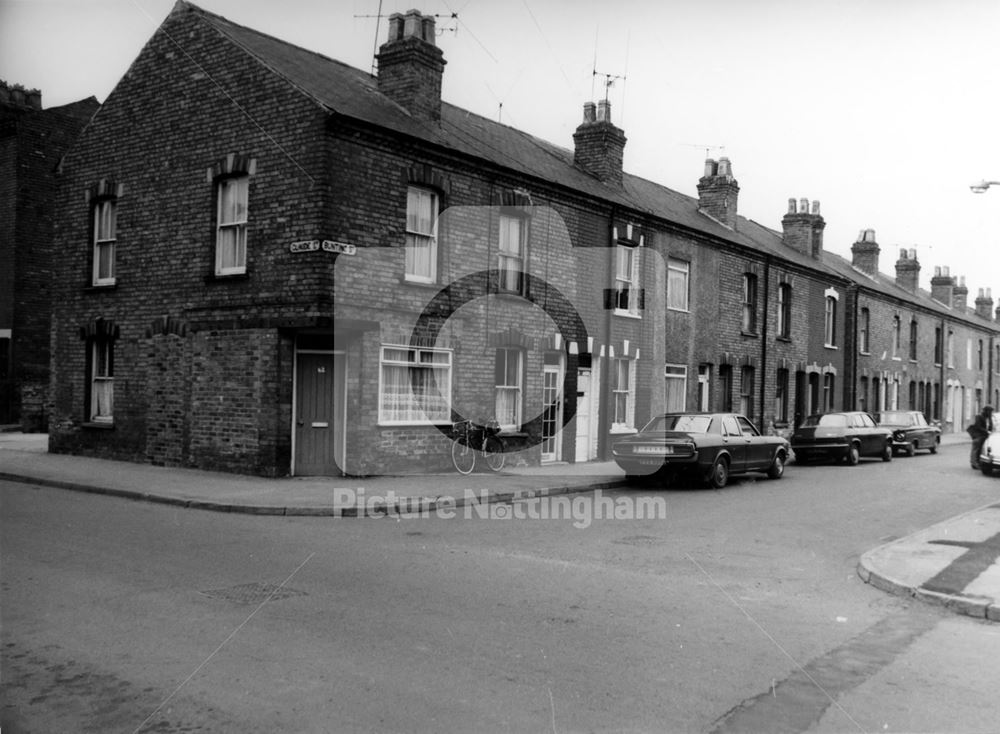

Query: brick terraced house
left=48, top=2, right=1000, bottom=476
left=1, top=81, right=98, bottom=430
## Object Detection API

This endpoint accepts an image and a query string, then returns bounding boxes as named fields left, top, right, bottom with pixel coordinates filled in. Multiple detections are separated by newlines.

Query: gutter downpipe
left=759, top=255, right=770, bottom=430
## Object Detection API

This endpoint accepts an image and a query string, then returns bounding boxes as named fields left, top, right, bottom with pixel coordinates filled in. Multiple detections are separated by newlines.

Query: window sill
left=667, top=307, right=690, bottom=314
left=82, top=421, right=115, bottom=430
left=205, top=271, right=250, bottom=283
left=400, top=277, right=440, bottom=289
left=824, top=344, right=839, bottom=350
left=613, top=310, right=642, bottom=320
left=610, top=426, right=638, bottom=435
left=741, top=330, right=759, bottom=338
left=776, top=336, right=792, bottom=343
left=83, top=283, right=117, bottom=293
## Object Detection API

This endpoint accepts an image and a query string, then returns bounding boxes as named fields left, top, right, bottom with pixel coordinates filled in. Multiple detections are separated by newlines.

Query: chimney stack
left=376, top=9, right=446, bottom=122
left=851, top=229, right=880, bottom=276
left=573, top=100, right=626, bottom=185
left=930, top=266, right=955, bottom=306
left=952, top=276, right=969, bottom=311
left=0, top=81, right=42, bottom=110
left=975, top=288, right=994, bottom=320
left=894, top=247, right=921, bottom=293
left=781, top=198, right=825, bottom=258
left=697, top=157, right=740, bottom=229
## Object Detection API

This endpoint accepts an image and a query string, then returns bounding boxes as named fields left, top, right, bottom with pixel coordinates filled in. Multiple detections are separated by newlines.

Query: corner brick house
left=1, top=81, right=98, bottom=430
left=48, top=2, right=999, bottom=476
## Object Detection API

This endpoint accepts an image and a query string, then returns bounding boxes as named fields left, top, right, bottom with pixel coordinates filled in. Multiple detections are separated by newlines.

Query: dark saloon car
left=612, top=413, right=789, bottom=489
left=791, top=412, right=892, bottom=465
left=875, top=410, right=941, bottom=456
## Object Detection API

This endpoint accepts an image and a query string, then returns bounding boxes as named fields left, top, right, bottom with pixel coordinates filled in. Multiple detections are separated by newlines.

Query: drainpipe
left=759, top=256, right=770, bottom=430
left=597, top=206, right=616, bottom=460
left=939, top=317, right=947, bottom=428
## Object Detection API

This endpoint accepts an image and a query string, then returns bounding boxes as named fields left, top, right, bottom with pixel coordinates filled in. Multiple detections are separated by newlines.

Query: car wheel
left=767, top=452, right=785, bottom=479
left=882, top=442, right=893, bottom=462
left=845, top=444, right=860, bottom=466
left=905, top=441, right=916, bottom=457
left=707, top=456, right=730, bottom=489
left=930, top=438, right=939, bottom=455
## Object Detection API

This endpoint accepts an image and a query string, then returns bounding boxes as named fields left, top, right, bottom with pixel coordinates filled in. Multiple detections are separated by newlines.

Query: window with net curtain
left=665, top=364, right=686, bottom=412
left=216, top=175, right=248, bottom=274
left=495, top=348, right=523, bottom=428
left=612, top=358, right=635, bottom=428
left=405, top=187, right=437, bottom=282
left=497, top=214, right=525, bottom=294
left=90, top=338, right=114, bottom=422
left=614, top=244, right=639, bottom=314
left=379, top=346, right=451, bottom=424
left=92, top=198, right=116, bottom=285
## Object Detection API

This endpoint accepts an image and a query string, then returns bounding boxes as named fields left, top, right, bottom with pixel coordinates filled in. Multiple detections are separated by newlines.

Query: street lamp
left=970, top=180, right=1000, bottom=193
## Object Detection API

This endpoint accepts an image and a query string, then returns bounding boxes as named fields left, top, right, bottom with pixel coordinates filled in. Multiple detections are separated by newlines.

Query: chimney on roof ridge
left=851, top=228, right=880, bottom=276
left=930, top=265, right=955, bottom=306
left=952, top=275, right=969, bottom=311
left=781, top=197, right=825, bottom=259
left=376, top=9, right=446, bottom=122
left=894, top=247, right=920, bottom=293
left=0, top=80, right=42, bottom=110
left=573, top=100, right=626, bottom=186
left=697, top=157, right=740, bottom=229
left=975, top=287, right=994, bottom=320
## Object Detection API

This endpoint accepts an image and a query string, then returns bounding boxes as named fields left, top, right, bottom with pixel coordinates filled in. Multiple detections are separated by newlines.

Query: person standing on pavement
left=969, top=405, right=995, bottom=469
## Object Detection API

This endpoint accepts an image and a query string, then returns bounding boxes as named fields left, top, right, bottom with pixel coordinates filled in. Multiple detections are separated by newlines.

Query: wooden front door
left=295, top=352, right=345, bottom=476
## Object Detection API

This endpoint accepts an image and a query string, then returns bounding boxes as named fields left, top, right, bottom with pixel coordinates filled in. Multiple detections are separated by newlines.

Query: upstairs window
left=909, top=320, right=918, bottom=361
left=741, top=273, right=758, bottom=333
left=667, top=258, right=690, bottom=311
left=614, top=244, right=641, bottom=315
left=92, top=198, right=117, bottom=286
left=405, top=187, right=438, bottom=283
left=497, top=214, right=526, bottom=294
left=859, top=308, right=870, bottom=353
left=216, top=175, right=248, bottom=275
left=777, top=283, right=792, bottom=339
left=824, top=294, right=838, bottom=347
left=891, top=315, right=901, bottom=358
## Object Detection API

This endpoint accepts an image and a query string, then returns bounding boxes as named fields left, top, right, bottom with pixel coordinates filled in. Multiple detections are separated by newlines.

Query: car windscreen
left=645, top=415, right=713, bottom=433
left=802, top=414, right=847, bottom=428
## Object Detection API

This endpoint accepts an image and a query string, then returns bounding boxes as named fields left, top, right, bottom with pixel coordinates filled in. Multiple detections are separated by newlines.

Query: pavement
left=0, top=432, right=626, bottom=517
left=2, top=429, right=999, bottom=623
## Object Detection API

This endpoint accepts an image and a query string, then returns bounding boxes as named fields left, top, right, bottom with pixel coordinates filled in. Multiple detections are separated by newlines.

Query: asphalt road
left=3, top=448, right=1000, bottom=733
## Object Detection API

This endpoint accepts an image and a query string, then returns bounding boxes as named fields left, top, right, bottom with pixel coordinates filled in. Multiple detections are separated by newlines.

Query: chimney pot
left=812, top=200, right=821, bottom=215
left=705, top=159, right=718, bottom=177
left=387, top=13, right=404, bottom=41
left=717, top=157, right=732, bottom=177
left=908, top=247, right=916, bottom=259
left=787, top=198, right=797, bottom=214
left=597, top=99, right=611, bottom=122
left=582, top=101, right=596, bottom=123
left=799, top=198, right=809, bottom=213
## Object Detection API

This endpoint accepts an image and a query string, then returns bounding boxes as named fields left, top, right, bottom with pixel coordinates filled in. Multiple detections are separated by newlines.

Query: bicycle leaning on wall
left=450, top=418, right=506, bottom=474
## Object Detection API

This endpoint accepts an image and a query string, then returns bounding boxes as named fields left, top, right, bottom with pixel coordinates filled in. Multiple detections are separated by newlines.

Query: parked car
left=875, top=410, right=941, bottom=456
left=791, top=412, right=892, bottom=465
left=612, top=412, right=789, bottom=489
left=980, top=432, right=1000, bottom=476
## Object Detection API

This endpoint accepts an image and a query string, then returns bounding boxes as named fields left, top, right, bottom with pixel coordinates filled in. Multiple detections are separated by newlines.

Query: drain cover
left=200, top=582, right=306, bottom=604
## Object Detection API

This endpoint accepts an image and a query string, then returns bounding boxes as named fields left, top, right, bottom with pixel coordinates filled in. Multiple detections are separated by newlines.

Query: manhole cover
left=613, top=535, right=662, bottom=546
left=200, top=582, right=306, bottom=605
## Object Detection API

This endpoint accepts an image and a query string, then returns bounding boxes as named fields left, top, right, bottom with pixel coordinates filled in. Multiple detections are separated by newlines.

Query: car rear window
left=877, top=412, right=909, bottom=424
left=645, top=415, right=713, bottom=433
left=803, top=414, right=847, bottom=427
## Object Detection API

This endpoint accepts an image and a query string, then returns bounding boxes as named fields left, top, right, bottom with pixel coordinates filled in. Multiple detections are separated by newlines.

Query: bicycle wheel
left=483, top=435, right=506, bottom=472
left=451, top=439, right=475, bottom=475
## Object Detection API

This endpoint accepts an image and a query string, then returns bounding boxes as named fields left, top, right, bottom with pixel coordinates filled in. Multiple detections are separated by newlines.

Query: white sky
left=3, top=0, right=999, bottom=303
